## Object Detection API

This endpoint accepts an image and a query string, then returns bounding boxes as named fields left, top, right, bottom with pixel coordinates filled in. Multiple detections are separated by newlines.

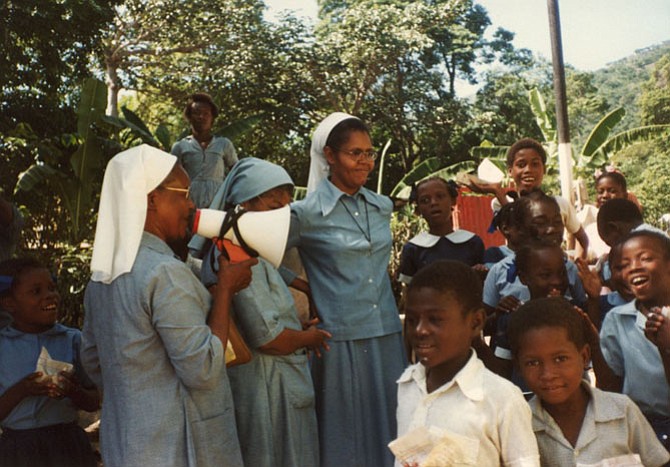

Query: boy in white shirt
left=394, top=260, right=539, bottom=466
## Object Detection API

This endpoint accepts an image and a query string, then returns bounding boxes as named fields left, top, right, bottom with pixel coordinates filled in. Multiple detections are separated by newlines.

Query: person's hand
left=472, top=263, right=489, bottom=281
left=496, top=295, right=522, bottom=314
left=645, top=307, right=670, bottom=352
left=49, top=371, right=80, bottom=399
left=17, top=372, right=51, bottom=398
left=463, top=177, right=503, bottom=196
left=576, top=257, right=602, bottom=299
left=302, top=318, right=331, bottom=358
left=216, top=254, right=258, bottom=295
left=573, top=305, right=599, bottom=349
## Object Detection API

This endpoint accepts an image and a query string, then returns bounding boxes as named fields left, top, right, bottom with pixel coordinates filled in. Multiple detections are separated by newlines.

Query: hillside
left=592, top=40, right=670, bottom=130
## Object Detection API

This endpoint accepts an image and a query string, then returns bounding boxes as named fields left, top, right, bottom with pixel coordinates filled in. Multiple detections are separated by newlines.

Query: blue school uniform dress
left=202, top=253, right=318, bottom=467
left=483, top=244, right=513, bottom=269
left=170, top=135, right=237, bottom=208
left=0, top=324, right=97, bottom=467
left=288, top=178, right=406, bottom=467
left=398, top=230, right=484, bottom=284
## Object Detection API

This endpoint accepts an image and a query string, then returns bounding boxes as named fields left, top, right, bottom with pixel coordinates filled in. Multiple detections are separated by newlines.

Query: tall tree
left=99, top=0, right=267, bottom=116
left=0, top=0, right=118, bottom=134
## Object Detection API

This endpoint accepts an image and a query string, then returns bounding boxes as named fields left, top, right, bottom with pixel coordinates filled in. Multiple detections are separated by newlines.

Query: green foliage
left=640, top=53, right=670, bottom=125
left=593, top=41, right=670, bottom=131
left=14, top=78, right=109, bottom=244
left=0, top=0, right=119, bottom=136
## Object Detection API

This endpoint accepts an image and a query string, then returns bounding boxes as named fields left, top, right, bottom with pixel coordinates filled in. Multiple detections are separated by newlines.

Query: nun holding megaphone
left=197, top=157, right=331, bottom=467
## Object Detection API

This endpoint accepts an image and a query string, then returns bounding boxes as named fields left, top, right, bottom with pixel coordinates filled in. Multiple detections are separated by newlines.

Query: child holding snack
left=0, top=257, right=99, bottom=467
left=509, top=297, right=669, bottom=466
left=601, top=230, right=670, bottom=448
left=398, top=177, right=486, bottom=284
left=394, top=260, right=539, bottom=467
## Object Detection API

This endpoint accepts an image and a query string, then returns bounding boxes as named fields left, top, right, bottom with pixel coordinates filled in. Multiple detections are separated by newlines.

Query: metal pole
left=547, top=0, right=573, bottom=202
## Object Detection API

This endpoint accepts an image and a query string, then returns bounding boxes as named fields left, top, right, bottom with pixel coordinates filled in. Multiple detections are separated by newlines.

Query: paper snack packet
left=35, top=346, right=73, bottom=386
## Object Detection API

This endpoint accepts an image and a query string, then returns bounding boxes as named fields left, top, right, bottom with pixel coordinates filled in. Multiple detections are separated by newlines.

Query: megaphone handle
left=231, top=215, right=259, bottom=259
left=210, top=239, right=231, bottom=274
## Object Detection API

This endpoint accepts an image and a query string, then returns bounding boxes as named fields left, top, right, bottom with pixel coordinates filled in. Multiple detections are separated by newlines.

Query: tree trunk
left=105, top=59, right=120, bottom=117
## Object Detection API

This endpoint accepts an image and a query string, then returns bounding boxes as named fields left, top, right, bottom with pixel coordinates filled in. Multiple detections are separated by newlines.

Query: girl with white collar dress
left=398, top=177, right=486, bottom=285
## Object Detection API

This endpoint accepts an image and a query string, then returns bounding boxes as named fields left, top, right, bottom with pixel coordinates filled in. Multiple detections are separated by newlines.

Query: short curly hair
left=0, top=256, right=46, bottom=298
left=506, top=138, right=547, bottom=168
left=184, top=92, right=219, bottom=120
left=508, top=297, right=586, bottom=359
left=407, top=260, right=482, bottom=316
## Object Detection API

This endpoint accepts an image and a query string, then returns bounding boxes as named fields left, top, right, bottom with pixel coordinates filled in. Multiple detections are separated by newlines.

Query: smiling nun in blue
left=201, top=157, right=331, bottom=467
left=287, top=113, right=407, bottom=467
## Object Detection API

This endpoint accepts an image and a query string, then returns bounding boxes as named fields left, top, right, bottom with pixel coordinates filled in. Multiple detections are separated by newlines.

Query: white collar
left=408, top=230, right=475, bottom=248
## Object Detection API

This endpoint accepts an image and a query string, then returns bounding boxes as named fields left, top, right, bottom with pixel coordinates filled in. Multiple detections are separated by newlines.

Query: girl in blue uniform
left=0, top=257, right=99, bottom=467
left=288, top=113, right=407, bottom=467
left=201, top=158, right=331, bottom=467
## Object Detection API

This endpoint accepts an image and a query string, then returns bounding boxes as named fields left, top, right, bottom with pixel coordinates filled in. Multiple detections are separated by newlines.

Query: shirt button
left=354, top=211, right=359, bottom=216
left=368, top=278, right=373, bottom=283
left=373, top=304, right=378, bottom=308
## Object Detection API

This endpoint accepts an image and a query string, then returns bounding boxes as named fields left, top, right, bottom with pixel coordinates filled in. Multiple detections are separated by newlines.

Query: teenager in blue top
left=0, top=257, right=99, bottom=467
left=601, top=230, right=670, bottom=448
left=398, top=177, right=486, bottom=285
left=287, top=112, right=406, bottom=467
left=171, top=92, right=238, bottom=209
left=200, top=157, right=331, bottom=467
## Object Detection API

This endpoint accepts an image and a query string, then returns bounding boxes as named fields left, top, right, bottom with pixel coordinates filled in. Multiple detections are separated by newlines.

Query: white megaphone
left=192, top=205, right=291, bottom=268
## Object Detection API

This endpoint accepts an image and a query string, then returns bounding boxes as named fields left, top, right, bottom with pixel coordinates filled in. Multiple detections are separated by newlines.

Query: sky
left=264, top=0, right=670, bottom=71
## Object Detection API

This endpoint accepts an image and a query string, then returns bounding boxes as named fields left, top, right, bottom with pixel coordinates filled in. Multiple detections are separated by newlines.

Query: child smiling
left=395, top=260, right=539, bottom=466
left=509, top=297, right=668, bottom=466
left=601, top=230, right=670, bottom=448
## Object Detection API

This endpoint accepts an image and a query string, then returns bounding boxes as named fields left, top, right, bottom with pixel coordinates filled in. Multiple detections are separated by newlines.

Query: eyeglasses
left=160, top=186, right=191, bottom=199
left=334, top=148, right=378, bottom=161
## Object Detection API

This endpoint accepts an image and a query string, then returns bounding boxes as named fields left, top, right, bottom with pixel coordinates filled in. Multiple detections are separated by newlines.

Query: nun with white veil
left=287, top=113, right=407, bottom=467
left=81, top=144, right=255, bottom=467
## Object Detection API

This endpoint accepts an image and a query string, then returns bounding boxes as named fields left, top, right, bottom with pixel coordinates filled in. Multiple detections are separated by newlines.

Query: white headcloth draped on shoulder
left=90, top=144, right=177, bottom=284
left=307, top=112, right=360, bottom=193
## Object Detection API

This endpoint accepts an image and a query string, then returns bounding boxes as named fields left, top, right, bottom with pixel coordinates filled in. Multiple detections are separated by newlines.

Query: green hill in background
left=592, top=40, right=670, bottom=130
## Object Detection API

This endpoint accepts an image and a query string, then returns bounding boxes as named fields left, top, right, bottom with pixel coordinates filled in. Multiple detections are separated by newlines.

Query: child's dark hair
left=0, top=257, right=45, bottom=298
left=596, top=199, right=642, bottom=233
left=410, top=177, right=459, bottom=204
left=510, top=189, right=560, bottom=230
left=515, top=239, right=563, bottom=276
left=491, top=202, right=516, bottom=232
left=595, top=170, right=627, bottom=192
left=508, top=297, right=586, bottom=358
left=506, top=138, right=547, bottom=168
left=184, top=92, right=219, bottom=120
left=325, top=118, right=370, bottom=150
left=622, top=230, right=670, bottom=260
left=407, top=260, right=482, bottom=315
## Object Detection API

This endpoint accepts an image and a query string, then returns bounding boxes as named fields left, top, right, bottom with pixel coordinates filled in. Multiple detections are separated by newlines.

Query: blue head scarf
left=188, top=157, right=293, bottom=255
left=211, top=157, right=293, bottom=210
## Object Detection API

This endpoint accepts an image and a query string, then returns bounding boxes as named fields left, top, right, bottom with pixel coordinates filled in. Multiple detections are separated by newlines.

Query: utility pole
left=547, top=0, right=573, bottom=203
